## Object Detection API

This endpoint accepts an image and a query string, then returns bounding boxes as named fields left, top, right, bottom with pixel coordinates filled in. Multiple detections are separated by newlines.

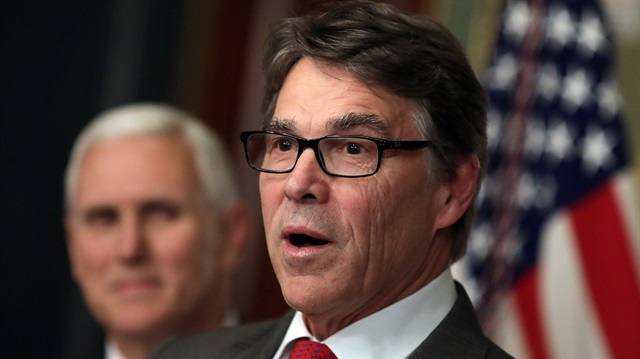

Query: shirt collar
left=273, top=268, right=456, bottom=359
left=105, top=340, right=124, bottom=359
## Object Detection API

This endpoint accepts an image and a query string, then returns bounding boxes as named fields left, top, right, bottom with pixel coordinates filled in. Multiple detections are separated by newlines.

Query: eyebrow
left=265, top=113, right=391, bottom=138
left=331, top=113, right=390, bottom=137
left=140, top=199, right=180, bottom=212
left=263, top=117, right=295, bottom=132
left=80, top=205, right=116, bottom=220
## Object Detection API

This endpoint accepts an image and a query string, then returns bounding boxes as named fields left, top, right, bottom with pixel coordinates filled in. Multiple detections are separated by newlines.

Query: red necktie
left=288, top=338, right=338, bottom=359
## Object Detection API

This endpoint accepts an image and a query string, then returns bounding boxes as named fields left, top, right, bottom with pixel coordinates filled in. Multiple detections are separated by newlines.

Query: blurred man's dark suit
left=59, top=282, right=105, bottom=359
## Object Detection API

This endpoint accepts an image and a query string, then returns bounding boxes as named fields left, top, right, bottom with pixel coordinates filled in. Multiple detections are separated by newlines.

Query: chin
left=281, top=285, right=334, bottom=316
left=108, top=309, right=170, bottom=336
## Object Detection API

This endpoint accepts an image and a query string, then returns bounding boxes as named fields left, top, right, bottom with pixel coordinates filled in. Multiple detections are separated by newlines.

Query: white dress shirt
left=273, top=268, right=457, bottom=359
left=105, top=341, right=125, bottom=359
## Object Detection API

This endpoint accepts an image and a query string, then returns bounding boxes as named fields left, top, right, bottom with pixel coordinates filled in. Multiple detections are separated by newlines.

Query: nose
left=283, top=148, right=330, bottom=203
left=117, top=214, right=147, bottom=262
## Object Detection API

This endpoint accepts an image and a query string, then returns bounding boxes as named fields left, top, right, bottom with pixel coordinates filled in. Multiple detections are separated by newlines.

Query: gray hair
left=261, top=1, right=488, bottom=262
left=64, top=103, right=238, bottom=214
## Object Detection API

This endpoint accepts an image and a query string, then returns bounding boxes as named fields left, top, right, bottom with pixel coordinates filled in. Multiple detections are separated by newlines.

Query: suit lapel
left=409, top=282, right=489, bottom=359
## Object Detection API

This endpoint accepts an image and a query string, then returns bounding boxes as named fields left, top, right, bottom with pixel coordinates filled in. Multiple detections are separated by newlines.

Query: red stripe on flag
left=514, top=268, right=550, bottom=359
left=570, top=181, right=640, bottom=358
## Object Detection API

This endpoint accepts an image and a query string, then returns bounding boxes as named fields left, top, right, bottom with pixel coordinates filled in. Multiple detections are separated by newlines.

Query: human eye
left=274, top=136, right=295, bottom=152
left=142, top=201, right=181, bottom=224
left=266, top=135, right=297, bottom=154
left=336, top=138, right=376, bottom=156
left=277, top=138, right=293, bottom=151
left=322, top=137, right=378, bottom=175
left=346, top=141, right=365, bottom=155
left=82, top=207, right=118, bottom=229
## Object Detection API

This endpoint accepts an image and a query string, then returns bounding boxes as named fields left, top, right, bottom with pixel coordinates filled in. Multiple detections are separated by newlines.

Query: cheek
left=153, top=221, right=218, bottom=281
left=331, top=184, right=387, bottom=271
left=259, top=178, right=281, bottom=228
left=342, top=180, right=391, bottom=235
left=70, top=232, right=113, bottom=275
left=347, top=177, right=425, bottom=255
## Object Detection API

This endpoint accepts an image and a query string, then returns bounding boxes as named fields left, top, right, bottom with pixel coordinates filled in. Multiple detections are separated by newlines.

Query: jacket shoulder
left=410, top=282, right=514, bottom=359
left=150, top=317, right=285, bottom=359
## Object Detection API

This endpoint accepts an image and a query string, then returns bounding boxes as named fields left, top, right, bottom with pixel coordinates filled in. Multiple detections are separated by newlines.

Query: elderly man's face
left=66, top=135, right=225, bottom=339
left=261, top=58, right=454, bottom=337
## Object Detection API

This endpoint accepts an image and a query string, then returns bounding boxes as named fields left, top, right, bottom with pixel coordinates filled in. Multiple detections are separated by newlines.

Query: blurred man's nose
left=117, top=214, right=147, bottom=262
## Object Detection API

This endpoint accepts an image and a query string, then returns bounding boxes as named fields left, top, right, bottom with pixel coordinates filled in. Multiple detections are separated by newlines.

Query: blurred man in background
left=64, top=103, right=251, bottom=359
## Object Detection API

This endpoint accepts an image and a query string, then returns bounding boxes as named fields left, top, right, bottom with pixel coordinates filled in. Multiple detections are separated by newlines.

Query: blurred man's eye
left=83, top=207, right=118, bottom=228
left=142, top=201, right=181, bottom=223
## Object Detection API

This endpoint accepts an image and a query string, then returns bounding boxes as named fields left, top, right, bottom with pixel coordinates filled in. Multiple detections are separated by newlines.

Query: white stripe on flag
left=491, top=292, right=529, bottom=358
left=539, top=209, right=611, bottom=358
left=611, top=170, right=640, bottom=278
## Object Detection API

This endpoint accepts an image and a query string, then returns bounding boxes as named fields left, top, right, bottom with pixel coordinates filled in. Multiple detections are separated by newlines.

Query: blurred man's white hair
left=65, top=102, right=238, bottom=214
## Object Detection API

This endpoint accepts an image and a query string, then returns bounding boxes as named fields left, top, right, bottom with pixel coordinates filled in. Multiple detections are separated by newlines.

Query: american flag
left=455, top=0, right=640, bottom=357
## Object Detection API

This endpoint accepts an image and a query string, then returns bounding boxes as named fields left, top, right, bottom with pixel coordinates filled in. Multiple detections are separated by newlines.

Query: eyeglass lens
left=245, top=133, right=379, bottom=176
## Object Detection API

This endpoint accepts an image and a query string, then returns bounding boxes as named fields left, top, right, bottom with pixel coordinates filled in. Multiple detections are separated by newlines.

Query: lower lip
left=283, top=239, right=333, bottom=258
left=114, top=279, right=160, bottom=296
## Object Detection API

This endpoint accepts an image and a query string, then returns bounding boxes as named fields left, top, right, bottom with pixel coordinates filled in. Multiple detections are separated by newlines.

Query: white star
left=581, top=126, right=617, bottom=174
left=487, top=108, right=503, bottom=150
left=596, top=81, right=620, bottom=119
left=577, top=10, right=606, bottom=57
left=545, top=120, right=574, bottom=163
left=535, top=175, right=557, bottom=210
left=524, top=118, right=546, bottom=161
left=490, top=54, right=519, bottom=90
left=505, top=1, right=532, bottom=40
left=562, top=69, right=592, bottom=110
left=469, top=223, right=493, bottom=260
left=536, top=63, right=561, bottom=101
left=546, top=5, right=576, bottom=48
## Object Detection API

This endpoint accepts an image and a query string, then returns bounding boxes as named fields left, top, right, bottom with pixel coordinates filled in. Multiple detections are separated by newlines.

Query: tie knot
left=289, top=338, right=338, bottom=359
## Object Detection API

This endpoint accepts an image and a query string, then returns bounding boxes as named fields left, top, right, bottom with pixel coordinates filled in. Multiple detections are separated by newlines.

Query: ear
left=434, top=154, right=480, bottom=230
left=218, top=203, right=252, bottom=273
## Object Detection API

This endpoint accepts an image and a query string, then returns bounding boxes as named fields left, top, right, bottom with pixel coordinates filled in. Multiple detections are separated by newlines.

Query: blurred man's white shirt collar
left=105, top=341, right=124, bottom=359
left=273, top=268, right=456, bottom=359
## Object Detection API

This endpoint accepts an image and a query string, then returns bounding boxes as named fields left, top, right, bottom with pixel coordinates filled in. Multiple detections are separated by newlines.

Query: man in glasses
left=153, top=1, right=511, bottom=358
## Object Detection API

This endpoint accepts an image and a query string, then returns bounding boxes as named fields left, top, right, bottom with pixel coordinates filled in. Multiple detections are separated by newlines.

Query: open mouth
left=289, top=234, right=329, bottom=248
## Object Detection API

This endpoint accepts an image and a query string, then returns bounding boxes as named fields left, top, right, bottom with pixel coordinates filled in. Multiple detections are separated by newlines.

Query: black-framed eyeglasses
left=240, top=130, right=434, bottom=178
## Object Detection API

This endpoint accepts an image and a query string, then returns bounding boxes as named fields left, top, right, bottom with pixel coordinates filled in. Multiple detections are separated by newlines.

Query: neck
left=108, top=301, right=227, bottom=358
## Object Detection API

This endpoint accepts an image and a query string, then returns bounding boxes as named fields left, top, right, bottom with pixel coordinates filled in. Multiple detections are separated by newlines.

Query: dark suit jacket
left=151, top=282, right=513, bottom=359
left=58, top=282, right=106, bottom=359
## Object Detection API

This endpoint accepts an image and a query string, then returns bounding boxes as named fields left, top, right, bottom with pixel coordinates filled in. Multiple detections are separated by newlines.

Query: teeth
left=290, top=234, right=328, bottom=247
